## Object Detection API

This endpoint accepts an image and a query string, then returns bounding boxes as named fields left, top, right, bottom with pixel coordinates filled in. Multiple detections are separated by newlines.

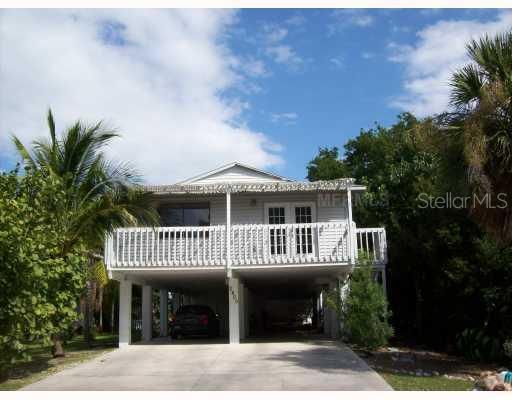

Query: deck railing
left=355, top=227, right=387, bottom=264
left=105, top=223, right=386, bottom=268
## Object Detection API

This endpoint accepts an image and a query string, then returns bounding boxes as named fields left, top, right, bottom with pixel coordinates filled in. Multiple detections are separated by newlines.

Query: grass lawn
left=380, top=372, right=474, bottom=391
left=351, top=344, right=495, bottom=391
left=0, top=333, right=118, bottom=391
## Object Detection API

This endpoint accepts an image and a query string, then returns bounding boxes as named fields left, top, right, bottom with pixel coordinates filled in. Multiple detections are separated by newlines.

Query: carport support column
left=328, top=280, right=340, bottom=339
left=228, top=276, right=240, bottom=344
left=244, top=286, right=250, bottom=338
left=239, top=281, right=246, bottom=340
left=142, top=285, right=153, bottom=342
left=119, top=279, right=132, bottom=347
left=160, top=289, right=168, bottom=337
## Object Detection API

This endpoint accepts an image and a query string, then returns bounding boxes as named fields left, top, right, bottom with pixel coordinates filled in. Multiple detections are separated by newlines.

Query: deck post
left=346, top=184, right=356, bottom=264
left=228, top=276, right=240, bottom=344
left=119, top=279, right=132, bottom=347
left=142, top=285, right=153, bottom=342
left=239, top=281, right=246, bottom=340
left=328, top=280, right=340, bottom=339
left=159, top=289, right=168, bottom=337
left=244, top=286, right=250, bottom=338
left=226, top=188, right=232, bottom=277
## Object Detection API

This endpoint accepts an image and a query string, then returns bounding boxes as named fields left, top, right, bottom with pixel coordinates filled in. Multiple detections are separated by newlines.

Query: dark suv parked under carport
left=170, top=305, right=220, bottom=339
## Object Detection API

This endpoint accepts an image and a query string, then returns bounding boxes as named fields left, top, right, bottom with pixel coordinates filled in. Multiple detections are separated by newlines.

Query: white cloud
left=270, top=112, right=298, bottom=125
left=361, top=51, right=375, bottom=60
left=285, top=14, right=306, bottom=26
left=264, top=24, right=288, bottom=43
left=330, top=57, right=344, bottom=68
left=389, top=11, right=512, bottom=116
left=259, top=22, right=304, bottom=70
left=265, top=45, right=303, bottom=68
left=243, top=58, right=268, bottom=78
left=387, top=42, right=414, bottom=62
left=353, top=15, right=374, bottom=27
left=0, top=9, right=283, bottom=184
left=328, top=9, right=375, bottom=35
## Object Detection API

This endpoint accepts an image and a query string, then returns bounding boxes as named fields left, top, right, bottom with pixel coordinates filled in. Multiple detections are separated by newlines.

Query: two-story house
left=104, top=162, right=387, bottom=345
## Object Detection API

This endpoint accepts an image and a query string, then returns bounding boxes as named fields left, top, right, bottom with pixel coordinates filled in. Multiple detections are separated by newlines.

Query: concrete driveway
left=23, top=339, right=392, bottom=390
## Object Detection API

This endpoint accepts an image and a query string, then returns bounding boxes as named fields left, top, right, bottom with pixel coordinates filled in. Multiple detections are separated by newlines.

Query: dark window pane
left=160, top=207, right=183, bottom=226
left=158, top=203, right=209, bottom=227
left=184, top=208, right=209, bottom=226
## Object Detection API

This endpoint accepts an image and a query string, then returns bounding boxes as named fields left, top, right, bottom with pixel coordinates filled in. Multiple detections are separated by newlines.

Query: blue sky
left=0, top=9, right=511, bottom=183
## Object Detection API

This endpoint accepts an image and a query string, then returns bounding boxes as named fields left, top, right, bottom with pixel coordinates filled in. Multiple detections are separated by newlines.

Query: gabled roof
left=177, top=162, right=293, bottom=185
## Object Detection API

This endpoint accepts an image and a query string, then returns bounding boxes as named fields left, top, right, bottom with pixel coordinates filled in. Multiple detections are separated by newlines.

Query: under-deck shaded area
left=113, top=264, right=356, bottom=345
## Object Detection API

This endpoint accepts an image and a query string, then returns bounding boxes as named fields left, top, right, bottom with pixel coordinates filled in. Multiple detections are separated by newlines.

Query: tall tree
left=308, top=113, right=512, bottom=355
left=13, top=110, right=158, bottom=350
left=306, top=147, right=347, bottom=181
left=448, top=30, right=512, bottom=244
left=0, top=170, right=87, bottom=370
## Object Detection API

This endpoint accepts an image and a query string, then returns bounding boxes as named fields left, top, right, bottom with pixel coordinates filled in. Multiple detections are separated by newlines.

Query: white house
left=104, top=162, right=387, bottom=346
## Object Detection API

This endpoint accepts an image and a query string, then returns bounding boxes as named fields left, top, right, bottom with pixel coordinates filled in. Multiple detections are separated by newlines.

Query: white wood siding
left=190, top=165, right=284, bottom=184
left=154, top=192, right=348, bottom=225
left=210, top=193, right=348, bottom=225
left=152, top=192, right=348, bottom=264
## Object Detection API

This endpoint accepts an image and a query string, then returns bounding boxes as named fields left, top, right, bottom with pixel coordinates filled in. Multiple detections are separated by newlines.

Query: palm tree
left=13, top=109, right=158, bottom=353
left=448, top=30, right=512, bottom=244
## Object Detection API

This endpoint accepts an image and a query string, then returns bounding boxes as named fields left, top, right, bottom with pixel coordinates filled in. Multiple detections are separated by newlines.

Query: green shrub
left=455, top=328, right=502, bottom=361
left=343, top=263, right=393, bottom=349
left=0, top=170, right=87, bottom=369
left=502, top=339, right=512, bottom=360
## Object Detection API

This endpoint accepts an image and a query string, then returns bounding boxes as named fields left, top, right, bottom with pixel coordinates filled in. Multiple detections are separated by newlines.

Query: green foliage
left=343, top=263, right=393, bottom=349
left=307, top=111, right=512, bottom=359
left=504, top=339, right=512, bottom=360
left=89, top=261, right=108, bottom=287
left=455, top=328, right=502, bottom=362
left=0, top=170, right=87, bottom=369
left=306, top=147, right=347, bottom=181
left=448, top=30, right=512, bottom=244
left=13, top=109, right=158, bottom=252
left=12, top=109, right=159, bottom=346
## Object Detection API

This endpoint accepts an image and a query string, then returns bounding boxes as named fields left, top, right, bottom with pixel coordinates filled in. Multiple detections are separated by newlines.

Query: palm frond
left=449, top=64, right=485, bottom=111
left=11, top=135, right=37, bottom=170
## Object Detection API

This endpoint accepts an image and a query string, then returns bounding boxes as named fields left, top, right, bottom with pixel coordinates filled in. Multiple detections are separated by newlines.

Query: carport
left=111, top=264, right=350, bottom=345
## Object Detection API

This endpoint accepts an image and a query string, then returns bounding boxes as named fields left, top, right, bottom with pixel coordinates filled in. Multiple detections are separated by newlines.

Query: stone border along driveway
left=22, top=339, right=392, bottom=390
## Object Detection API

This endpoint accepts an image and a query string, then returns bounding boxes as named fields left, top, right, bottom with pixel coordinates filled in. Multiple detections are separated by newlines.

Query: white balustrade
left=354, top=227, right=387, bottom=264
left=105, top=223, right=386, bottom=268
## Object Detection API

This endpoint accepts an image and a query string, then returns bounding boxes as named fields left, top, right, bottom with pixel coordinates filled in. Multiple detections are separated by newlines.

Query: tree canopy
left=308, top=111, right=512, bottom=355
left=0, top=170, right=87, bottom=369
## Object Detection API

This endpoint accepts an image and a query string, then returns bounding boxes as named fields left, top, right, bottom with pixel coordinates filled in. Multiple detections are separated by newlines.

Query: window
left=268, top=206, right=286, bottom=225
left=159, top=203, right=210, bottom=227
left=295, top=206, right=312, bottom=224
left=158, top=203, right=210, bottom=239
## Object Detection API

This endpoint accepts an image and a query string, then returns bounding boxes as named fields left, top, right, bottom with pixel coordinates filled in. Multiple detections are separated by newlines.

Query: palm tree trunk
left=51, top=334, right=65, bottom=358
left=111, top=298, right=115, bottom=334
left=98, top=285, right=104, bottom=332
left=414, top=274, right=423, bottom=344
left=84, top=279, right=95, bottom=347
